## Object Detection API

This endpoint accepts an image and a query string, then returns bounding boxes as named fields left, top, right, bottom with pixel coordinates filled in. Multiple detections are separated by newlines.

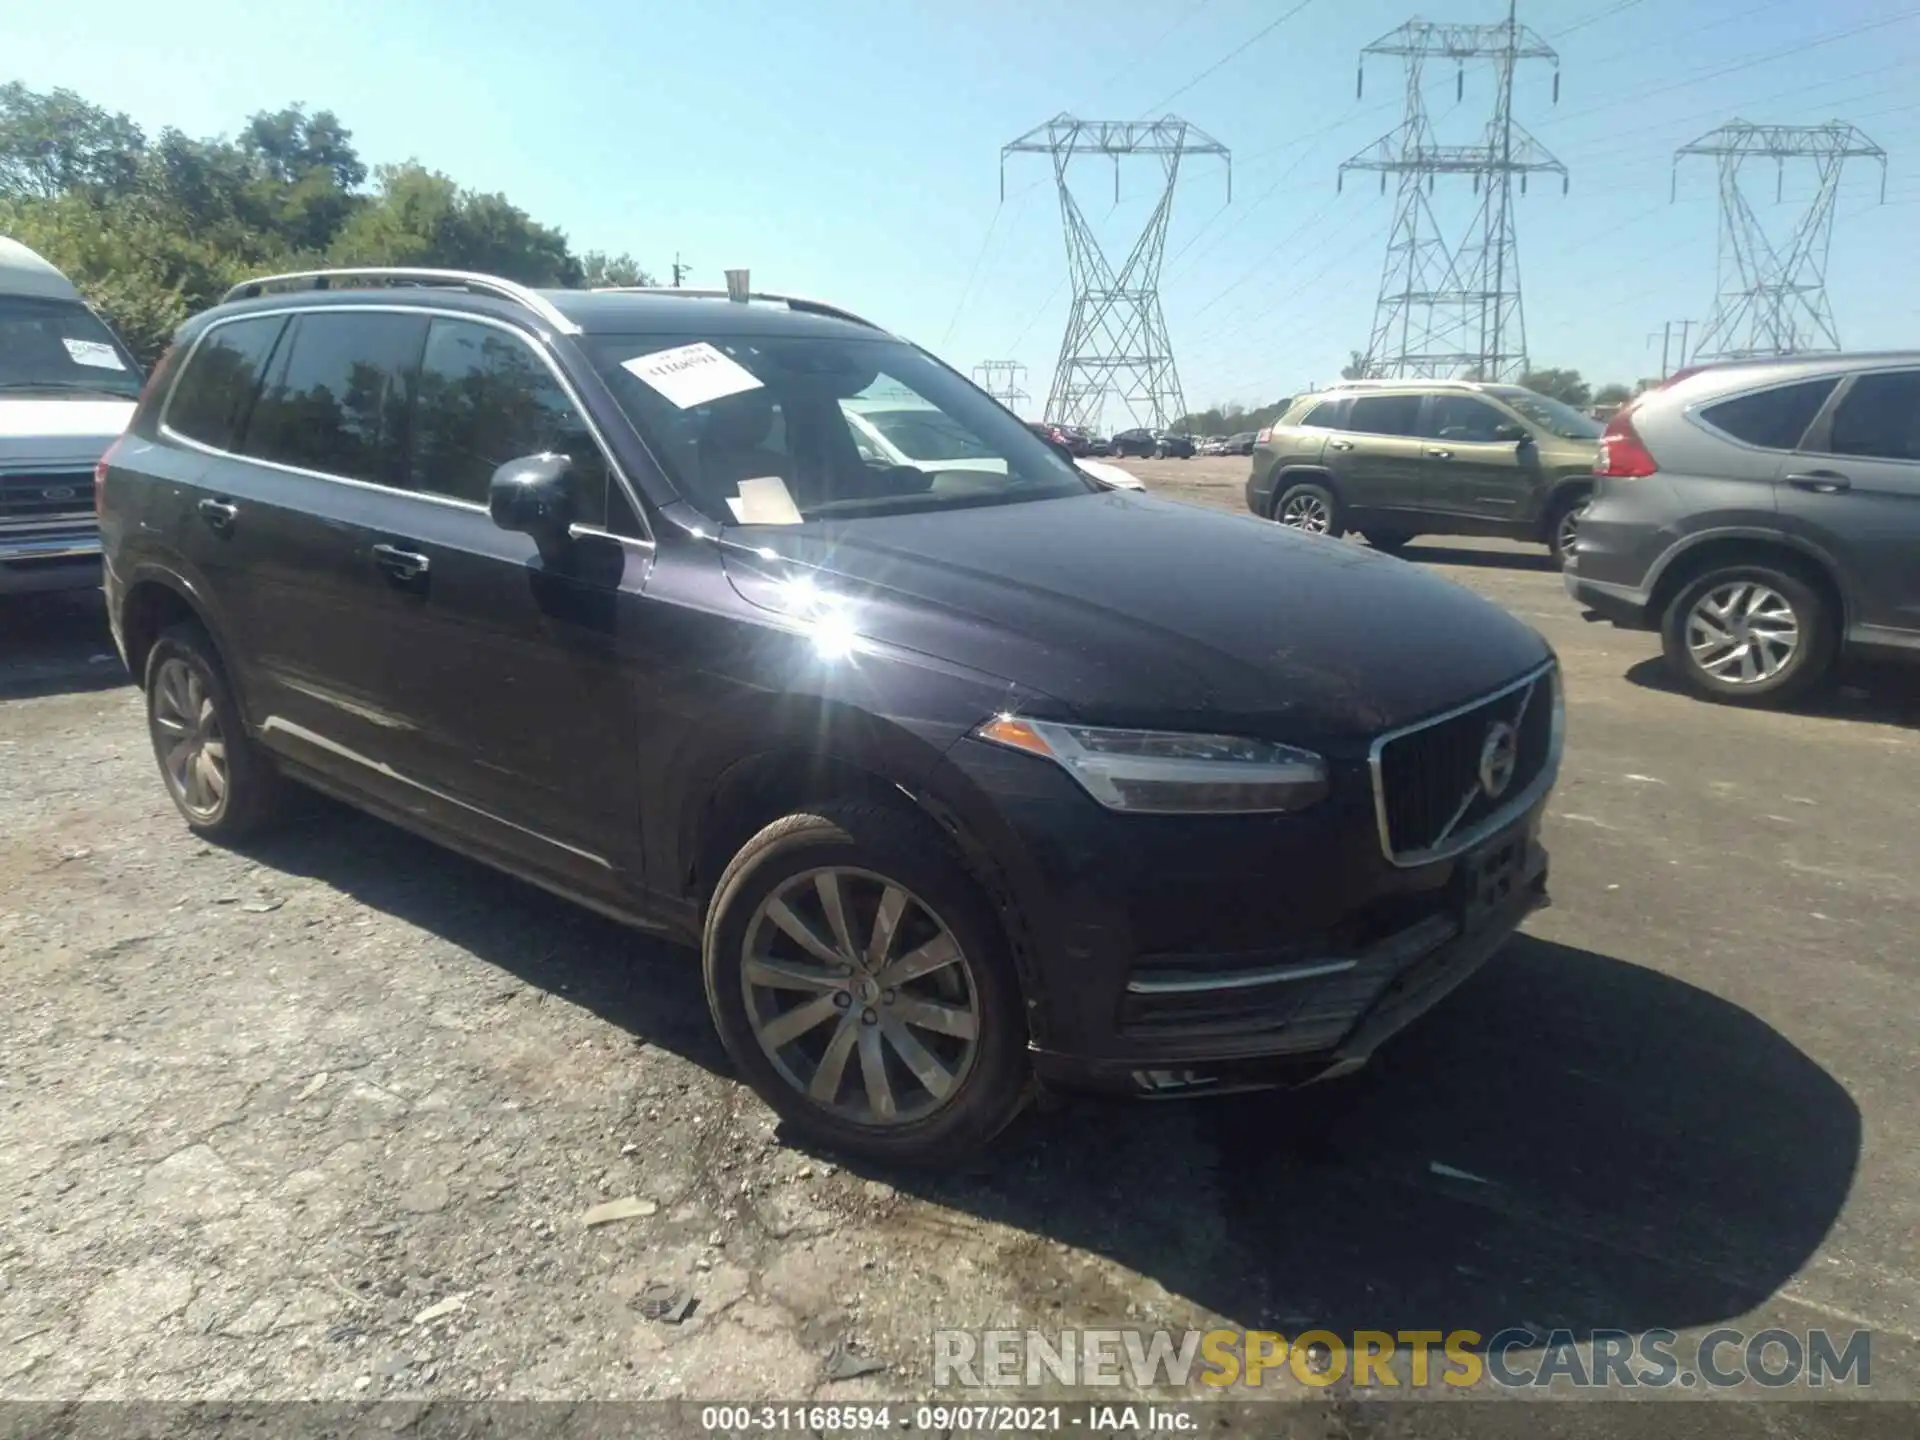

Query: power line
left=1551, top=0, right=1650, bottom=40
left=939, top=201, right=1004, bottom=350
left=1138, top=0, right=1318, bottom=118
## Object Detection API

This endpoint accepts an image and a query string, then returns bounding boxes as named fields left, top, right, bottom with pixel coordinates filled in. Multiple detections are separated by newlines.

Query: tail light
left=1255, top=427, right=1272, bottom=444
left=93, top=347, right=171, bottom=516
left=94, top=435, right=128, bottom=516
left=1595, top=408, right=1657, bottom=479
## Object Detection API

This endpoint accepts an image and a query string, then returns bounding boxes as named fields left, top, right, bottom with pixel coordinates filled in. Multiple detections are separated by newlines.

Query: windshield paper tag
left=63, top=338, right=127, bottom=371
left=621, top=342, right=762, bottom=409
left=725, top=476, right=804, bottom=526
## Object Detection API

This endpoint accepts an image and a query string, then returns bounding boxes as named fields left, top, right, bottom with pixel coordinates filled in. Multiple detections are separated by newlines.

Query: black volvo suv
left=98, top=268, right=1562, bottom=1162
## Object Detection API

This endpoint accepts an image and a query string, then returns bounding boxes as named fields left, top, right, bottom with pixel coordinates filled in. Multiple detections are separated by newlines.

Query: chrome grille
left=1369, top=661, right=1561, bottom=866
left=0, top=469, right=93, bottom=530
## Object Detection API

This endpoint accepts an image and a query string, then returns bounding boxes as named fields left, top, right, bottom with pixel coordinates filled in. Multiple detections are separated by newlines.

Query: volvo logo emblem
left=1478, top=720, right=1519, bottom=800
left=42, top=486, right=77, bottom=502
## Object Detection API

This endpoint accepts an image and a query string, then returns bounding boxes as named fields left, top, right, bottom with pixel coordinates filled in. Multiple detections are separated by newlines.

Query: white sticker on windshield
left=725, top=476, right=804, bottom=526
left=620, top=341, right=762, bottom=409
left=63, top=338, right=127, bottom=371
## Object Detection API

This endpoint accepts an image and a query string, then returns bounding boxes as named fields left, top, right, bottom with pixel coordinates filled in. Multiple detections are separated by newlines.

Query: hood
left=0, top=398, right=135, bottom=467
left=720, top=491, right=1552, bottom=745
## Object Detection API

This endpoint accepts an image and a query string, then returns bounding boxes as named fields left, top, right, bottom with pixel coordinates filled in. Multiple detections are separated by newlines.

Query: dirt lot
left=4, top=456, right=1918, bottom=1428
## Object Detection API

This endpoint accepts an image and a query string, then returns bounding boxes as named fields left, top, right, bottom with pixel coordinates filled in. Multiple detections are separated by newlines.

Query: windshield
left=0, top=295, right=143, bottom=398
left=586, top=330, right=1092, bottom=525
left=1491, top=386, right=1604, bottom=440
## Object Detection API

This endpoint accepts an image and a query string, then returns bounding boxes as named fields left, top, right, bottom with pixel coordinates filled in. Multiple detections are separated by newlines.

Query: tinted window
left=1301, top=400, right=1346, bottom=428
left=1424, top=395, right=1509, bottom=443
left=1826, top=371, right=1920, bottom=462
left=1701, top=379, right=1837, bottom=451
left=1489, top=387, right=1605, bottom=440
left=1346, top=394, right=1422, bottom=436
left=243, top=312, right=428, bottom=487
left=412, top=319, right=608, bottom=524
left=166, top=316, right=286, bottom=450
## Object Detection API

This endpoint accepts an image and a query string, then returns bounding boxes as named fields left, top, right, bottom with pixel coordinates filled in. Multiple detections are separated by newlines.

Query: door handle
left=196, top=498, right=238, bottom=531
left=1785, top=471, right=1851, bottom=494
left=1426, top=447, right=1454, bottom=460
left=1328, top=439, right=1355, bottom=452
left=371, top=543, right=432, bottom=582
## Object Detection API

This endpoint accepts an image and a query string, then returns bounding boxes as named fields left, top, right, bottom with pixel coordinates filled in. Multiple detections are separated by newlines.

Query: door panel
left=1419, top=393, right=1535, bottom=521
left=1779, top=370, right=1920, bottom=634
left=1334, top=394, right=1427, bottom=510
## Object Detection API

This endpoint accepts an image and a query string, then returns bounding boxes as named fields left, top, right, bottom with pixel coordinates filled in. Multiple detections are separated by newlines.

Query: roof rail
left=587, top=286, right=886, bottom=332
left=219, top=268, right=580, bottom=334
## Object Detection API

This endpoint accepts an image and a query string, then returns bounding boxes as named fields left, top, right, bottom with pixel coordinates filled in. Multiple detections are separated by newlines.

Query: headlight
left=975, top=716, right=1329, bottom=815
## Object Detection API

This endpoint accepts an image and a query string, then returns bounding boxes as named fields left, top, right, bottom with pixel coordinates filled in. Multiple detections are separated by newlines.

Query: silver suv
left=1567, top=354, right=1920, bottom=707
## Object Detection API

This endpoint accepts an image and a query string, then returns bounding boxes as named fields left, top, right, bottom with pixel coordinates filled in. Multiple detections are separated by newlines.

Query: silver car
left=1567, top=354, right=1920, bottom=707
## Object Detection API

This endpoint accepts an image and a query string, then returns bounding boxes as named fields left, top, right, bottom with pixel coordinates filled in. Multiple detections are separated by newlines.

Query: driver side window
left=411, top=318, right=609, bottom=527
left=1423, top=395, right=1509, bottom=444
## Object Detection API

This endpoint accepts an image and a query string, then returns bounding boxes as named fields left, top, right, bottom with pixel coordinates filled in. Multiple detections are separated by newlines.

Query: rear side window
left=1302, top=399, right=1347, bottom=428
left=165, top=317, right=287, bottom=450
left=410, top=318, right=609, bottom=525
left=1347, top=394, right=1422, bottom=437
left=242, top=311, right=429, bottom=487
left=1700, top=379, right=1837, bottom=451
left=1826, top=371, right=1920, bottom=462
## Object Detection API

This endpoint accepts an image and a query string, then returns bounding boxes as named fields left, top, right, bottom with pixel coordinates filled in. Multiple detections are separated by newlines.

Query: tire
left=143, top=620, right=288, bottom=838
left=1546, top=491, right=1590, bottom=568
left=1363, top=528, right=1415, bottom=555
left=1271, top=478, right=1344, bottom=538
left=1659, top=563, right=1837, bottom=708
left=702, top=802, right=1030, bottom=1164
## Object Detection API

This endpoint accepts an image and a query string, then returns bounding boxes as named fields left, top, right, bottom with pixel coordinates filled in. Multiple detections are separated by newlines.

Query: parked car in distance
left=1111, top=427, right=1195, bottom=459
left=1227, top=431, right=1258, bottom=456
left=0, top=237, right=144, bottom=598
left=1085, top=434, right=1113, bottom=457
left=1246, top=380, right=1603, bottom=566
left=100, top=267, right=1561, bottom=1163
left=1568, top=353, right=1920, bottom=707
left=1197, top=436, right=1230, bottom=456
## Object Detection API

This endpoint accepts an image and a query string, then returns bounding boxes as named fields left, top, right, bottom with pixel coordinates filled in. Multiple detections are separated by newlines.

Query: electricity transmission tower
left=1673, top=121, right=1887, bottom=360
left=1003, top=115, right=1229, bottom=432
left=971, top=360, right=1031, bottom=412
left=1341, top=2, right=1565, bottom=380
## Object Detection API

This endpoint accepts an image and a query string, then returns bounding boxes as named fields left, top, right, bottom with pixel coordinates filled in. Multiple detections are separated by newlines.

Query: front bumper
left=937, top=734, right=1553, bottom=1097
left=0, top=532, right=102, bottom=597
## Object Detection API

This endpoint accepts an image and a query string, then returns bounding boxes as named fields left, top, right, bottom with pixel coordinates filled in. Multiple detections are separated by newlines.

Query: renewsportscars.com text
left=932, top=1326, right=1873, bottom=1391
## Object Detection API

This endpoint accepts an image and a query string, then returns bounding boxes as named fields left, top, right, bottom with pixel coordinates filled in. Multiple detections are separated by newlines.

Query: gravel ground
left=3, top=458, right=1917, bottom=1432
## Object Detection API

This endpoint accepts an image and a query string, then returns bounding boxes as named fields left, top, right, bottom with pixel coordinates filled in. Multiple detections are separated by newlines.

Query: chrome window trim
left=156, top=303, right=653, bottom=545
left=220, top=267, right=581, bottom=335
left=1367, top=658, right=1562, bottom=869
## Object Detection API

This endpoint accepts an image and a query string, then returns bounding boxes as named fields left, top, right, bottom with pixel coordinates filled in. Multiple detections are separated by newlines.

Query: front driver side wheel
left=702, top=803, right=1030, bottom=1163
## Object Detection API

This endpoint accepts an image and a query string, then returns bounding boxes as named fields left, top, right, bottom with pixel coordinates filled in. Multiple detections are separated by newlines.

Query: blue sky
left=8, top=0, right=1919, bottom=426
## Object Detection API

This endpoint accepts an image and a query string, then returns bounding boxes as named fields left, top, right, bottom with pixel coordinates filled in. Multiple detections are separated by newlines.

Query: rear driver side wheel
left=1272, top=480, right=1344, bottom=539
left=1659, top=563, right=1837, bottom=707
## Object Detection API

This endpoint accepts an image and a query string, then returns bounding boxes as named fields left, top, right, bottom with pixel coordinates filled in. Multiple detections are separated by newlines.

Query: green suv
left=1245, top=381, right=1605, bottom=566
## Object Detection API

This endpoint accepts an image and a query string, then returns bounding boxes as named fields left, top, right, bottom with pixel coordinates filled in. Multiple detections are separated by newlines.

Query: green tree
left=578, top=251, right=656, bottom=288
left=330, top=164, right=581, bottom=285
left=1518, top=367, right=1591, bottom=407
left=1592, top=382, right=1633, bottom=408
left=0, top=82, right=145, bottom=199
left=1341, top=350, right=1369, bottom=380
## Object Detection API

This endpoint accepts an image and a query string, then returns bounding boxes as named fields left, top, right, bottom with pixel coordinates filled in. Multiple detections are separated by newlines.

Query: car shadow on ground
left=1385, top=541, right=1560, bottom=575
left=1624, top=655, right=1920, bottom=730
left=235, top=801, right=1860, bottom=1353
left=0, top=591, right=130, bottom=699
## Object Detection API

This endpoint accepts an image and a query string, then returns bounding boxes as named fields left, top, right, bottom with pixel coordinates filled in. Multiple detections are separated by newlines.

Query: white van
left=0, top=237, right=142, bottom=597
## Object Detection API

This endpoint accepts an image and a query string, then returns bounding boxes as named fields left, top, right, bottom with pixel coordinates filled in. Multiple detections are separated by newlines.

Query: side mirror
left=1494, top=423, right=1531, bottom=444
left=489, top=452, right=577, bottom=562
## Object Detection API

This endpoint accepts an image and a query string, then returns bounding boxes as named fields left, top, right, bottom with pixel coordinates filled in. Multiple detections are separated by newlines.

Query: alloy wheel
left=1279, top=493, right=1332, bottom=534
left=1555, top=503, right=1586, bottom=562
left=742, top=867, right=981, bottom=1127
left=1685, top=581, right=1800, bottom=685
left=150, top=658, right=228, bottom=820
